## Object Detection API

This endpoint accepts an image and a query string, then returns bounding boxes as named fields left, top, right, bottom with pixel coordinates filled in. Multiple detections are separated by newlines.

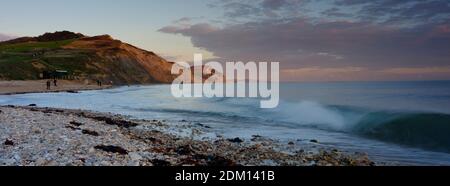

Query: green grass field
left=0, top=39, right=76, bottom=52
left=0, top=39, right=97, bottom=80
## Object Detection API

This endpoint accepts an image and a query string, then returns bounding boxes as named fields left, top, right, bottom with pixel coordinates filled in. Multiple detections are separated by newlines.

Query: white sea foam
left=275, top=101, right=347, bottom=130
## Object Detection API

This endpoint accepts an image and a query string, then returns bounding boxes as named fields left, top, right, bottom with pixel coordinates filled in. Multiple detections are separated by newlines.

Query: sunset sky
left=1, top=0, right=450, bottom=81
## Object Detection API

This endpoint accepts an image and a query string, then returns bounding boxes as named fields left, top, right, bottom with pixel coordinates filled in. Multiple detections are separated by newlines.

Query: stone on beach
left=228, top=138, right=244, bottom=143
left=4, top=139, right=14, bottom=146
left=94, top=145, right=128, bottom=155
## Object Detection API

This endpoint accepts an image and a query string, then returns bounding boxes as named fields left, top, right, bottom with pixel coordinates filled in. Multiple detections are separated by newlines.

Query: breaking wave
left=276, top=101, right=450, bottom=153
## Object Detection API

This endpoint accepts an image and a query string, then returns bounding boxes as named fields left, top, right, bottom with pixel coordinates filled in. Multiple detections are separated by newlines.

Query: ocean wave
left=277, top=101, right=450, bottom=153
left=351, top=112, right=450, bottom=153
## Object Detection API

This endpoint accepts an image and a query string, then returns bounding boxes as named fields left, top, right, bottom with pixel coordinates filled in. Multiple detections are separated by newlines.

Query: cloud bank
left=129, top=0, right=450, bottom=80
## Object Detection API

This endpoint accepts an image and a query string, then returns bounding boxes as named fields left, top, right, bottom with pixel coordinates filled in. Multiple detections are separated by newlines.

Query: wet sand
left=0, top=80, right=111, bottom=95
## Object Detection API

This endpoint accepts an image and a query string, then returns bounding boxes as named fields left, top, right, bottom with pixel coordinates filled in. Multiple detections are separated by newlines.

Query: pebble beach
left=0, top=105, right=374, bottom=166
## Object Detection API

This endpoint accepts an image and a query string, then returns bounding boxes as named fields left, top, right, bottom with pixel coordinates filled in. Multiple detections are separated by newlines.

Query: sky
left=1, top=0, right=450, bottom=81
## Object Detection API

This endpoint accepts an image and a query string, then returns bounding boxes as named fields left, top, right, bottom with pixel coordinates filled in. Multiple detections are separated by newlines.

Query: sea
left=1, top=81, right=450, bottom=165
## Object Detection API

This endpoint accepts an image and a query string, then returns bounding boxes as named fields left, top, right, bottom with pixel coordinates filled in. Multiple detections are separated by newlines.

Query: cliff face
left=62, top=35, right=176, bottom=84
left=0, top=31, right=176, bottom=85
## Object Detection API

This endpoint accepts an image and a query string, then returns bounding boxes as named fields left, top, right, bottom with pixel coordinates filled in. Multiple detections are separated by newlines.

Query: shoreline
left=0, top=105, right=374, bottom=166
left=0, top=80, right=113, bottom=95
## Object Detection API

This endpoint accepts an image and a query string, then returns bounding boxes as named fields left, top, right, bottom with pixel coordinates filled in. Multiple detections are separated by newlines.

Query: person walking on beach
left=53, top=79, right=58, bottom=87
left=46, top=80, right=51, bottom=90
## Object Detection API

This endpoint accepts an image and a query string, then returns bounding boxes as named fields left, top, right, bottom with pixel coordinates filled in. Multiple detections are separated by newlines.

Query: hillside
left=0, top=31, right=176, bottom=85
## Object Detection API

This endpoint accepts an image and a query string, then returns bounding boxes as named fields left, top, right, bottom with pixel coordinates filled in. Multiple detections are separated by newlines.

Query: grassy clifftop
left=0, top=31, right=175, bottom=84
left=0, top=39, right=84, bottom=80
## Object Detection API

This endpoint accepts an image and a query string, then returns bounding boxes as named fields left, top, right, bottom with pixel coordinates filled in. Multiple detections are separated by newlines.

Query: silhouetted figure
left=53, top=79, right=58, bottom=87
left=97, top=80, right=102, bottom=87
left=46, top=80, right=51, bottom=90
